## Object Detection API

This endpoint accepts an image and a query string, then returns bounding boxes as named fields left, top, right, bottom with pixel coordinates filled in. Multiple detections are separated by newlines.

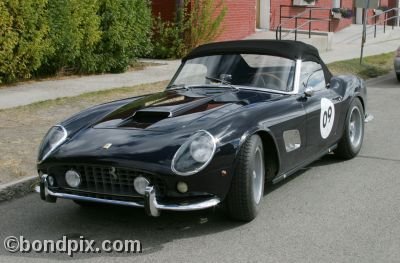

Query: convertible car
left=38, top=40, right=368, bottom=221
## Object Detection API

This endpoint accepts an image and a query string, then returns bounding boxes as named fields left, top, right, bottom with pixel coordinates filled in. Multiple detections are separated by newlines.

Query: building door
left=257, top=0, right=270, bottom=29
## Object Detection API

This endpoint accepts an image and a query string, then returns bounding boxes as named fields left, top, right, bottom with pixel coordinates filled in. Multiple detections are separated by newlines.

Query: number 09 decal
left=320, top=98, right=335, bottom=139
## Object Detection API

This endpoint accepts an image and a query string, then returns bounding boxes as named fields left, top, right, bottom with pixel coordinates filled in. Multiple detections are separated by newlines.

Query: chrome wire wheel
left=252, top=146, right=265, bottom=205
left=349, top=106, right=363, bottom=149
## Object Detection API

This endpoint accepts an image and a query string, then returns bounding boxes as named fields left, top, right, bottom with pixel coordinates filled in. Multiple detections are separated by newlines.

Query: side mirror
left=220, top=74, right=232, bottom=82
left=304, top=87, right=315, bottom=97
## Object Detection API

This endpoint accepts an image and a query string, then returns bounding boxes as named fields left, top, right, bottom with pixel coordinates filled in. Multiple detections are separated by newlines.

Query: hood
left=92, top=88, right=283, bottom=132
left=47, top=88, right=285, bottom=172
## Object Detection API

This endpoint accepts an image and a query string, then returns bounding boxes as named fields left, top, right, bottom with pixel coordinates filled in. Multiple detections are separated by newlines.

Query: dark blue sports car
left=38, top=40, right=369, bottom=221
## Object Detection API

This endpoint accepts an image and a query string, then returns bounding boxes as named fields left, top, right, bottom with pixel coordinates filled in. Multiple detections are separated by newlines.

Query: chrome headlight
left=171, top=130, right=217, bottom=176
left=38, top=125, right=68, bottom=162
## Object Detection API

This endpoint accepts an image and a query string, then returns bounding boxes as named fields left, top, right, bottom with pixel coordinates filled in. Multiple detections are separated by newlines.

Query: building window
left=332, top=0, right=341, bottom=8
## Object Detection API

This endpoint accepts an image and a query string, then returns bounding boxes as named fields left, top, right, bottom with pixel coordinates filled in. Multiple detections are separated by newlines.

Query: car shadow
left=264, top=153, right=345, bottom=196
left=0, top=193, right=242, bottom=260
left=308, top=153, right=347, bottom=168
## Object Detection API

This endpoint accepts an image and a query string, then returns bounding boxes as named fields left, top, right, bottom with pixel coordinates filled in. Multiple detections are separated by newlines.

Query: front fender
left=60, top=95, right=146, bottom=138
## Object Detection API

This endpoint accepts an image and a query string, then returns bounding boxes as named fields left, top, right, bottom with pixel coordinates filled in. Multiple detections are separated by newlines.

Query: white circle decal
left=320, top=98, right=335, bottom=139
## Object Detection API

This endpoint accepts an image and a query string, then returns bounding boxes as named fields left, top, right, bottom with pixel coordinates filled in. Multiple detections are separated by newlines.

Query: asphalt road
left=1, top=74, right=400, bottom=263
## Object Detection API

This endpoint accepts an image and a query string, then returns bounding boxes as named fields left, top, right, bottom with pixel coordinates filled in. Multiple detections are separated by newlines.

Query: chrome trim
left=38, top=125, right=68, bottom=163
left=47, top=189, right=143, bottom=208
left=231, top=86, right=295, bottom=95
left=283, top=129, right=301, bottom=152
left=40, top=174, right=56, bottom=202
left=154, top=196, right=221, bottom=211
left=44, top=186, right=221, bottom=215
left=293, top=59, right=302, bottom=94
left=171, top=130, right=217, bottom=176
left=144, top=186, right=160, bottom=217
left=41, top=174, right=49, bottom=196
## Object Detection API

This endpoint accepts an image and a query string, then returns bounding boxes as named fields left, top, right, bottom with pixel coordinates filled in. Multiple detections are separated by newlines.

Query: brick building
left=151, top=0, right=257, bottom=41
left=151, top=0, right=399, bottom=41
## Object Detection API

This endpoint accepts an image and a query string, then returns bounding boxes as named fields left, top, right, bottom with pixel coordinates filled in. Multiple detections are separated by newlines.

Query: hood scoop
left=118, top=97, right=216, bottom=129
left=125, top=111, right=171, bottom=128
left=93, top=90, right=255, bottom=131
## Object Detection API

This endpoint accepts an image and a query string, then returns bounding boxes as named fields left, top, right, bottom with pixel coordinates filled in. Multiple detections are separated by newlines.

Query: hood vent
left=120, top=111, right=171, bottom=129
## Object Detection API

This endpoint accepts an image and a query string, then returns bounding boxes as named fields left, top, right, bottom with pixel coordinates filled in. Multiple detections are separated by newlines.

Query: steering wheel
left=253, top=72, right=287, bottom=90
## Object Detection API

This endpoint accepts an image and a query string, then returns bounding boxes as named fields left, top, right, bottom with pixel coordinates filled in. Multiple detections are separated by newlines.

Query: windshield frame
left=167, top=55, right=303, bottom=95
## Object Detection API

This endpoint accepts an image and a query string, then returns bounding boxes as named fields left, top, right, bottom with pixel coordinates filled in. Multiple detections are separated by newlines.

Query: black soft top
left=183, top=40, right=332, bottom=82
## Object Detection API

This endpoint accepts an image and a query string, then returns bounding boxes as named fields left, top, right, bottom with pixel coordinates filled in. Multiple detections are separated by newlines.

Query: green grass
left=0, top=81, right=168, bottom=113
left=328, top=52, right=395, bottom=79
left=0, top=81, right=167, bottom=184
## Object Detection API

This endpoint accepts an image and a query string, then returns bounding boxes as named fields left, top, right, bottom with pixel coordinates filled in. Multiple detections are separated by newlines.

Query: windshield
left=170, top=54, right=296, bottom=92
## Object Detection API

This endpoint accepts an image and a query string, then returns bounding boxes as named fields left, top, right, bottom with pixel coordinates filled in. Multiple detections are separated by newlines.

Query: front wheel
left=397, top=73, right=400, bottom=82
left=225, top=134, right=265, bottom=222
left=336, top=98, right=364, bottom=159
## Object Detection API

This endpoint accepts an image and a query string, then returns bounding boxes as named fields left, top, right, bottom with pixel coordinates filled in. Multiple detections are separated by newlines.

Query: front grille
left=48, top=164, right=166, bottom=200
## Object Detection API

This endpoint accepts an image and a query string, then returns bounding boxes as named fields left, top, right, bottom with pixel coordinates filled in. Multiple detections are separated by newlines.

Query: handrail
left=276, top=9, right=309, bottom=39
left=275, top=5, right=308, bottom=40
left=276, top=5, right=332, bottom=41
left=366, top=7, right=400, bottom=38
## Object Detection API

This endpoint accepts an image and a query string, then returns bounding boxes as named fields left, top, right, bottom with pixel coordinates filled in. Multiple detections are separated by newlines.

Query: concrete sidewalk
left=0, top=59, right=180, bottom=110
left=249, top=24, right=400, bottom=63
left=0, top=24, right=399, bottom=110
left=323, top=24, right=400, bottom=63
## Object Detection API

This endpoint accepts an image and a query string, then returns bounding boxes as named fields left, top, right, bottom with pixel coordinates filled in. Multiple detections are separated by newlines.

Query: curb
left=0, top=176, right=39, bottom=202
left=365, top=72, right=396, bottom=86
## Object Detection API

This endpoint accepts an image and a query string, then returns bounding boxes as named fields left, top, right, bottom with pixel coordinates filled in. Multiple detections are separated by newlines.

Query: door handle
left=332, top=96, right=343, bottom=102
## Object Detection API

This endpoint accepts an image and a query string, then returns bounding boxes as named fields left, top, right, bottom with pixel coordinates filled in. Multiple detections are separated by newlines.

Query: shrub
left=185, top=0, right=227, bottom=51
left=1, top=0, right=153, bottom=82
left=42, top=0, right=152, bottom=75
left=151, top=15, right=187, bottom=59
left=150, top=0, right=227, bottom=59
left=94, top=0, right=152, bottom=73
left=43, top=0, right=101, bottom=75
left=0, top=0, right=50, bottom=83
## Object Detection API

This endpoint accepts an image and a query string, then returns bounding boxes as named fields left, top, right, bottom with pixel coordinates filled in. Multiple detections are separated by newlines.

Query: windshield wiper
left=166, top=84, right=189, bottom=91
left=204, top=76, right=239, bottom=91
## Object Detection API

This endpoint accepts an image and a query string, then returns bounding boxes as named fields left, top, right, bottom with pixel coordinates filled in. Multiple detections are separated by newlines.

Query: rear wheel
left=226, top=134, right=265, bottom=222
left=397, top=73, right=400, bottom=82
left=336, top=98, right=364, bottom=159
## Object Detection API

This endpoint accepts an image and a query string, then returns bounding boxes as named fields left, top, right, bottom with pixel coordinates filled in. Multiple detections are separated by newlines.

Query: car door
left=267, top=94, right=308, bottom=173
left=301, top=62, right=343, bottom=158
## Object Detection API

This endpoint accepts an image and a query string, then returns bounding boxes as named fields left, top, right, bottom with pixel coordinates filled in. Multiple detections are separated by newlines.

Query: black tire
left=397, top=73, right=400, bottom=82
left=336, top=98, right=364, bottom=159
left=226, top=134, right=265, bottom=222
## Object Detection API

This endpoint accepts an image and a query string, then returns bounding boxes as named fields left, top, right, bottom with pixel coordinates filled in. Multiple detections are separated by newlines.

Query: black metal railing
left=276, top=5, right=332, bottom=41
left=367, top=8, right=400, bottom=38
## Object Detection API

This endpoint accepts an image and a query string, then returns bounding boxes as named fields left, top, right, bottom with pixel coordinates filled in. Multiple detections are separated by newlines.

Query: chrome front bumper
left=39, top=176, right=221, bottom=217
